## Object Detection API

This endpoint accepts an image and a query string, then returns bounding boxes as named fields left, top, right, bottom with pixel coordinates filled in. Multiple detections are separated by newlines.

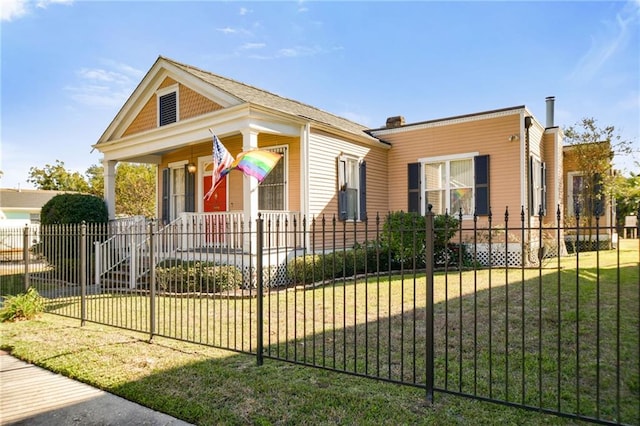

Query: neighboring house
left=0, top=188, right=68, bottom=226
left=0, top=188, right=67, bottom=258
left=93, top=56, right=610, bottom=260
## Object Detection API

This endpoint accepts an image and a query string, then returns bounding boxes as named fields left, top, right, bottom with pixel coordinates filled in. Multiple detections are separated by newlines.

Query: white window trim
left=259, top=145, right=289, bottom=211
left=566, top=171, right=583, bottom=217
left=157, top=84, right=179, bottom=126
left=531, top=155, right=543, bottom=217
left=418, top=151, right=479, bottom=164
left=168, top=160, right=187, bottom=220
left=420, top=153, right=477, bottom=217
left=338, top=153, right=362, bottom=221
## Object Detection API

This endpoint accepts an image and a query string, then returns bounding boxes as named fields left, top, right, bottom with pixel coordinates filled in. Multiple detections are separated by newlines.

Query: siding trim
left=371, top=108, right=527, bottom=136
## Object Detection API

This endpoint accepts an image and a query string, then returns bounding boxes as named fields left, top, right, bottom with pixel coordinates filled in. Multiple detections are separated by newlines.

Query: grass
left=2, top=315, right=581, bottom=425
left=0, top=239, right=638, bottom=425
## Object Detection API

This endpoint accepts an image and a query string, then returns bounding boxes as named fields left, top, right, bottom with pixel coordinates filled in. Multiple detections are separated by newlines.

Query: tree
left=613, top=164, right=640, bottom=230
left=114, top=163, right=155, bottom=217
left=28, top=160, right=156, bottom=218
left=564, top=118, right=632, bottom=224
left=85, top=164, right=104, bottom=197
left=27, top=160, right=90, bottom=193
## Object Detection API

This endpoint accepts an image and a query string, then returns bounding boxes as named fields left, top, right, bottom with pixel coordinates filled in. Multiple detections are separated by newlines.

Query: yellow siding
left=157, top=133, right=301, bottom=214
left=385, top=112, right=522, bottom=226
left=542, top=131, right=562, bottom=225
left=179, top=84, right=224, bottom=120
left=123, top=96, right=156, bottom=136
left=124, top=78, right=224, bottom=137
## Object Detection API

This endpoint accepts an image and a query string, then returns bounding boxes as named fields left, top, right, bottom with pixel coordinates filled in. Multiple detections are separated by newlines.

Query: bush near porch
left=155, top=260, right=243, bottom=293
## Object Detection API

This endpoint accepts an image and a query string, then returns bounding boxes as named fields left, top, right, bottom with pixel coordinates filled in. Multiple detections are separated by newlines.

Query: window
left=338, top=155, right=366, bottom=221
left=259, top=146, right=287, bottom=211
left=172, top=166, right=186, bottom=217
left=530, top=157, right=546, bottom=216
left=161, top=162, right=195, bottom=223
left=409, top=154, right=489, bottom=216
left=425, top=158, right=473, bottom=216
left=157, top=86, right=178, bottom=127
left=567, top=172, right=603, bottom=217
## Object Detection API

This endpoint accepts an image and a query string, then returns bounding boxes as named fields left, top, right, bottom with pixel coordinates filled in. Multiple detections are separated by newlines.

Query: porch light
left=187, top=145, right=197, bottom=173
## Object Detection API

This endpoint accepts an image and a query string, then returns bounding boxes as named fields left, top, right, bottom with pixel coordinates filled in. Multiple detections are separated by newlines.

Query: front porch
left=94, top=211, right=304, bottom=291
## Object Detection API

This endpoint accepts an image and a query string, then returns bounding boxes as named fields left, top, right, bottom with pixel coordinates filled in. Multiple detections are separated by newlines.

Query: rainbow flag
left=221, top=149, right=282, bottom=183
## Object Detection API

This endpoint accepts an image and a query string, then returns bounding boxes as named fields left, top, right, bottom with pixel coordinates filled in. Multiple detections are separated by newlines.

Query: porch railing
left=94, top=216, right=148, bottom=289
left=94, top=211, right=301, bottom=289
left=177, top=211, right=301, bottom=251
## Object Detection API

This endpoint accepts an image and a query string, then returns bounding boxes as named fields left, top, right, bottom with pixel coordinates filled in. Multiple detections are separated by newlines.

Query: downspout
left=301, top=122, right=311, bottom=250
left=524, top=115, right=533, bottom=264
left=524, top=116, right=533, bottom=217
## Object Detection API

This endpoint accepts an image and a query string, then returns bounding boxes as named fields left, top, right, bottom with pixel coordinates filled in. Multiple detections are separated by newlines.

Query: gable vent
left=159, top=92, right=177, bottom=126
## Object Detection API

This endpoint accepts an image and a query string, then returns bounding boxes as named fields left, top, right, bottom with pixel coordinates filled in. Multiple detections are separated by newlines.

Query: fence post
left=23, top=225, right=30, bottom=291
left=256, top=214, right=264, bottom=366
left=80, top=222, right=87, bottom=326
left=425, top=204, right=435, bottom=403
left=149, top=221, right=156, bottom=342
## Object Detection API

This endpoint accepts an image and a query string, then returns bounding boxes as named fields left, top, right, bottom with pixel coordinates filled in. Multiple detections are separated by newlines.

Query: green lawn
left=1, top=239, right=638, bottom=425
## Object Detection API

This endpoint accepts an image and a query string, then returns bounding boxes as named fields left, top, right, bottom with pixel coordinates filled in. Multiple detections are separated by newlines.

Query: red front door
left=203, top=175, right=227, bottom=212
left=203, top=175, right=227, bottom=246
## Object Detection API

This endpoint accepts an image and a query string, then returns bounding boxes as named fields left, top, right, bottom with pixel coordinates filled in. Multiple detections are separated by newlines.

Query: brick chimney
left=386, top=116, right=405, bottom=128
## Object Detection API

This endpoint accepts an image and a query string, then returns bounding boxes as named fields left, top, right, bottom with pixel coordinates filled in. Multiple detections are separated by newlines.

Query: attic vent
left=386, top=116, right=405, bottom=128
left=159, top=92, right=177, bottom=126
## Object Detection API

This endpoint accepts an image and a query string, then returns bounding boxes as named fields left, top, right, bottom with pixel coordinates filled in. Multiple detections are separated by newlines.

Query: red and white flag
left=204, top=134, right=234, bottom=200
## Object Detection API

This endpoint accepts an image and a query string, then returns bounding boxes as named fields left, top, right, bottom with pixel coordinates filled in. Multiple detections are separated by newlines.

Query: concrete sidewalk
left=0, top=350, right=192, bottom=425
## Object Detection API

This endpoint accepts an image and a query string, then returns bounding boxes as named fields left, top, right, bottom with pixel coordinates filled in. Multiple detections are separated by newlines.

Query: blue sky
left=1, top=0, right=639, bottom=190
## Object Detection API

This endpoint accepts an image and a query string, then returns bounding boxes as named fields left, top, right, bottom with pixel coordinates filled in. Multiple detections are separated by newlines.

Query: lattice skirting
left=242, top=264, right=290, bottom=288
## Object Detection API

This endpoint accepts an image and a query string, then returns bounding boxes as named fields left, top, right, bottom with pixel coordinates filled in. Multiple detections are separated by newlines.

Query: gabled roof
left=98, top=56, right=380, bottom=145
left=162, top=56, right=377, bottom=140
left=0, top=189, right=72, bottom=210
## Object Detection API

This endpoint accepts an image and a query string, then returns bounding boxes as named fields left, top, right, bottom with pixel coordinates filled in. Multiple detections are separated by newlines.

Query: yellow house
left=95, top=56, right=389, bottom=234
left=95, top=56, right=618, bottom=259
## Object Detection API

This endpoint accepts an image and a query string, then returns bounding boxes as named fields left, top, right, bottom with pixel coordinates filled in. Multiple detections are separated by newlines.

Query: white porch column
left=241, top=129, right=259, bottom=247
left=103, top=160, right=117, bottom=220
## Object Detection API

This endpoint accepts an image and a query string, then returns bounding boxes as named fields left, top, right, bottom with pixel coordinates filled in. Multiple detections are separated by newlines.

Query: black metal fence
left=1, top=208, right=638, bottom=425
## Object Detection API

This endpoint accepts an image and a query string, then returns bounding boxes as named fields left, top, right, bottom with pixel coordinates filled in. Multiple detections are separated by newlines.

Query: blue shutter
left=337, top=157, right=347, bottom=220
left=359, top=161, right=367, bottom=221
left=408, top=163, right=421, bottom=213
left=185, top=166, right=195, bottom=212
left=474, top=155, right=490, bottom=215
left=161, top=168, right=170, bottom=223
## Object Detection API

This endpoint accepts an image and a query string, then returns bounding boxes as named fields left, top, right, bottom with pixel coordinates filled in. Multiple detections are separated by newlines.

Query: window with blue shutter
left=413, top=154, right=490, bottom=216
left=161, top=168, right=170, bottom=224
left=474, top=155, right=490, bottom=215
left=185, top=165, right=195, bottom=213
left=408, top=163, right=421, bottom=213
left=337, top=155, right=366, bottom=221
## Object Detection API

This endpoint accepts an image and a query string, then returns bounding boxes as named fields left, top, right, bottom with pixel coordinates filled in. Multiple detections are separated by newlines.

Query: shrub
left=41, top=194, right=108, bottom=225
left=38, top=194, right=108, bottom=279
left=155, top=261, right=243, bottom=293
left=286, top=254, right=325, bottom=284
left=380, top=211, right=460, bottom=269
left=0, top=287, right=45, bottom=322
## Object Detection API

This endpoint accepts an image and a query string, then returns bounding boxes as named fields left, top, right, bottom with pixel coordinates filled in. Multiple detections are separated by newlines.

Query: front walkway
left=0, top=350, right=191, bottom=425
